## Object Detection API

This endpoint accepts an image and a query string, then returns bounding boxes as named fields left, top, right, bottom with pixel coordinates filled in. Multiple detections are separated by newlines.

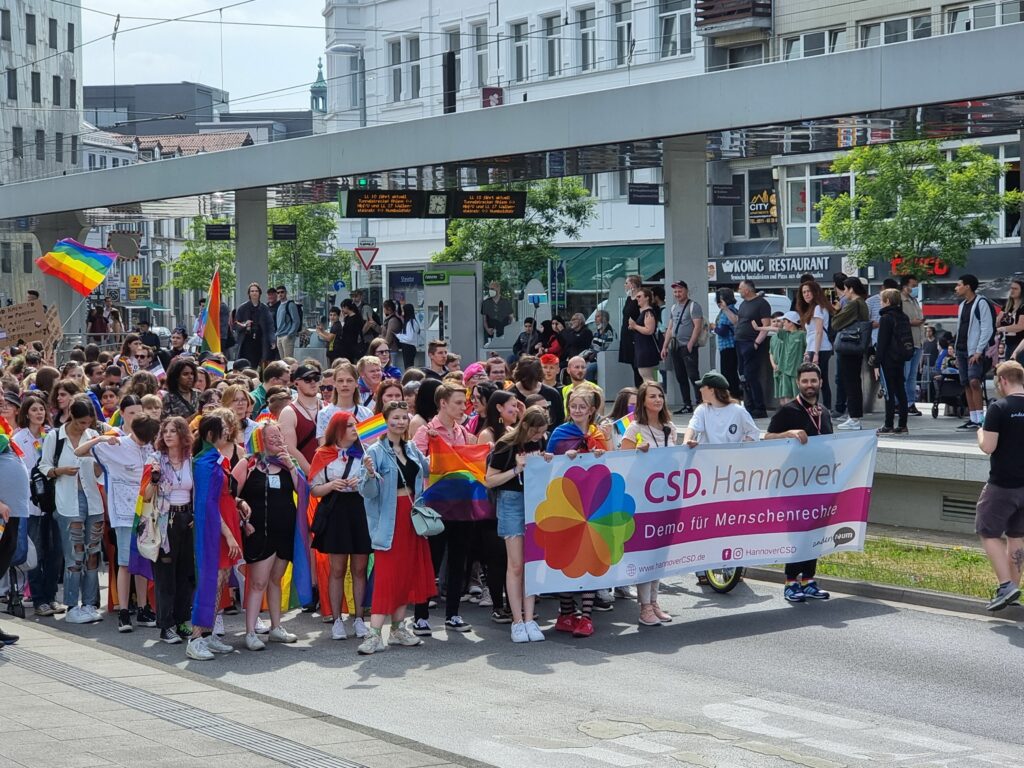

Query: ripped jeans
left=56, top=489, right=104, bottom=610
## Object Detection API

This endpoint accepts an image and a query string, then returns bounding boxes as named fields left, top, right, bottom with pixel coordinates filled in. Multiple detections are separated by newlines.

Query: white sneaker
left=186, top=637, right=214, bottom=661
left=511, top=622, right=529, bottom=643
left=213, top=613, right=225, bottom=636
left=387, top=626, right=423, bottom=647
left=64, top=606, right=94, bottom=624
left=352, top=617, right=369, bottom=638
left=331, top=618, right=348, bottom=640
left=205, top=634, right=233, bottom=654
left=524, top=620, right=545, bottom=642
left=245, top=632, right=266, bottom=651
left=837, top=418, right=862, bottom=431
left=255, top=616, right=270, bottom=635
left=268, top=625, right=297, bottom=644
left=86, top=606, right=103, bottom=622
left=477, top=586, right=493, bottom=608
left=357, top=632, right=386, bottom=655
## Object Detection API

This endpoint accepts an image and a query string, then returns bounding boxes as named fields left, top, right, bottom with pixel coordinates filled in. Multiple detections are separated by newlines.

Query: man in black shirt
left=765, top=362, right=832, bottom=603
left=976, top=360, right=1024, bottom=610
left=728, top=280, right=772, bottom=418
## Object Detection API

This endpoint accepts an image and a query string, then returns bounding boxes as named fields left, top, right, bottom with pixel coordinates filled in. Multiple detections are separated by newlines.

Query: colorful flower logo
left=533, top=464, right=636, bottom=577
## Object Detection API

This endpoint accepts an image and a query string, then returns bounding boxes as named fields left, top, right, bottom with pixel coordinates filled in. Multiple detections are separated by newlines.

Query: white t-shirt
left=313, top=453, right=364, bottom=492
left=805, top=305, right=833, bottom=354
left=315, top=403, right=373, bottom=440
left=90, top=433, right=154, bottom=527
left=686, top=403, right=760, bottom=445
left=623, top=420, right=678, bottom=448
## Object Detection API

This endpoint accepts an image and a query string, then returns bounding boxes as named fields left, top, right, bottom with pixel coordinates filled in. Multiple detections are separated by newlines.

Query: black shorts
left=975, top=483, right=1024, bottom=539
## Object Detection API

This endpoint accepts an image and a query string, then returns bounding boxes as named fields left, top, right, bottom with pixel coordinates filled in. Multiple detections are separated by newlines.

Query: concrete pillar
left=662, top=135, right=710, bottom=406
left=234, top=187, right=268, bottom=307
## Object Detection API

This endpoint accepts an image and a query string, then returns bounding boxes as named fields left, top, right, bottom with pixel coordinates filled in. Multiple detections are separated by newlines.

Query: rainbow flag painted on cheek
left=420, top=437, right=493, bottom=522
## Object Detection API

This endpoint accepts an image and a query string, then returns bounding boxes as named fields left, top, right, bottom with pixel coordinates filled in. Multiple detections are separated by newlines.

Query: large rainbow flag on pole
left=36, top=238, right=118, bottom=296
left=200, top=269, right=222, bottom=354
left=420, top=437, right=493, bottom=522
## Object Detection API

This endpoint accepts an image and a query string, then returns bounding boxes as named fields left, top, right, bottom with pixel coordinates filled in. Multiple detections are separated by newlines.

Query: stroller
left=931, top=372, right=966, bottom=418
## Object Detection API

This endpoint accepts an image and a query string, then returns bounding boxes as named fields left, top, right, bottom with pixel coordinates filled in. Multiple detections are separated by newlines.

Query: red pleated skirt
left=371, top=495, right=436, bottom=616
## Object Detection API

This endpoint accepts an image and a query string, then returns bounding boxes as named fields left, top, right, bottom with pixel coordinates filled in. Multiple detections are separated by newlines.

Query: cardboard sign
left=0, top=300, right=47, bottom=343
left=44, top=305, right=63, bottom=348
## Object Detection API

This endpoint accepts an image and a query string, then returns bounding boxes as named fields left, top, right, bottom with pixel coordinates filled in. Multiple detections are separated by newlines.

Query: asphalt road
left=45, top=576, right=1024, bottom=768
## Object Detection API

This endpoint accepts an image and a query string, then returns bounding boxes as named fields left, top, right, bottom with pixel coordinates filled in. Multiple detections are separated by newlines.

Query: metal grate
left=3, top=646, right=366, bottom=768
left=941, top=495, right=977, bottom=524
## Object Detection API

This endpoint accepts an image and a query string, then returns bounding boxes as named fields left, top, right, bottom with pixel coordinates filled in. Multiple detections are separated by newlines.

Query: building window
left=31, top=72, right=40, bottom=103
left=614, top=2, right=633, bottom=66
left=472, top=23, right=488, bottom=86
left=1, top=243, right=11, bottom=275
left=12, top=127, right=22, bottom=159
left=23, top=243, right=33, bottom=274
left=69, top=78, right=76, bottom=108
left=388, top=40, right=402, bottom=102
left=727, top=43, right=764, bottom=68
left=512, top=22, right=529, bottom=82
left=947, top=2, right=1021, bottom=31
left=445, top=28, right=461, bottom=92
left=860, top=14, right=931, bottom=47
left=100, top=155, right=107, bottom=169
left=783, top=29, right=847, bottom=59
left=659, top=0, right=692, bottom=58
left=88, top=153, right=96, bottom=170
left=25, top=13, right=35, bottom=45
left=35, top=129, right=44, bottom=160
left=1, top=10, right=10, bottom=42
left=408, top=36, right=420, bottom=99
left=348, top=55, right=360, bottom=109
left=784, top=163, right=852, bottom=249
left=48, top=17, right=57, bottom=49
left=543, top=16, right=561, bottom=78
left=71, top=134, right=78, bottom=164
left=578, top=8, right=596, bottom=72
left=52, top=75, right=61, bottom=106
left=55, top=132, right=63, bottom=162
left=67, top=22, right=75, bottom=52
left=616, top=169, right=633, bottom=197
left=5, top=69, right=15, bottom=101
left=112, top=157, right=119, bottom=168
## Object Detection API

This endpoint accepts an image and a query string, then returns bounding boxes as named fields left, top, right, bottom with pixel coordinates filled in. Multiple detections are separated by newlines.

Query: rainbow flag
left=255, top=408, right=274, bottom=423
left=201, top=270, right=222, bottom=354
left=355, top=413, right=387, bottom=445
left=246, top=426, right=264, bottom=456
left=420, top=437, right=492, bottom=522
left=108, top=410, right=123, bottom=429
left=0, top=416, right=22, bottom=457
left=201, top=359, right=225, bottom=379
left=128, top=464, right=155, bottom=581
left=192, top=444, right=230, bottom=630
left=36, top=238, right=117, bottom=297
left=613, top=412, right=634, bottom=435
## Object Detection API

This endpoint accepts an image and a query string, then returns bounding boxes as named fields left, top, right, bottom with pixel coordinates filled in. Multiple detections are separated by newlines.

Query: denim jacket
left=358, top=438, right=430, bottom=551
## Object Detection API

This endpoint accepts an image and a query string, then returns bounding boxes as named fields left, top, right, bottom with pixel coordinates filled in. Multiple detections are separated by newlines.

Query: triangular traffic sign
left=354, top=246, right=379, bottom=270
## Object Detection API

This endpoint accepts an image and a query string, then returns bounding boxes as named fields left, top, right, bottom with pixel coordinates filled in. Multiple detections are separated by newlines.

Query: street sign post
left=332, top=279, right=347, bottom=291
left=354, top=247, right=379, bottom=270
left=357, top=236, right=376, bottom=248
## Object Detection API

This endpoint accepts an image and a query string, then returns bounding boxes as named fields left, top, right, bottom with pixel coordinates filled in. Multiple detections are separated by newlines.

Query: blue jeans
left=27, top=512, right=64, bottom=608
left=736, top=339, right=766, bottom=413
left=56, top=490, right=104, bottom=609
left=904, top=346, right=923, bottom=405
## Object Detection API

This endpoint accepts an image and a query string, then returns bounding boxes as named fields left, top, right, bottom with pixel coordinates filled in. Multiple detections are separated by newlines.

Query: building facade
left=0, top=0, right=83, bottom=304
left=83, top=81, right=230, bottom=136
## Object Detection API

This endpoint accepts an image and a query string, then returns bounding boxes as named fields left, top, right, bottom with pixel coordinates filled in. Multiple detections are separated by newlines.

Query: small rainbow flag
left=36, top=238, right=117, bottom=297
left=255, top=408, right=274, bottom=423
left=355, top=413, right=387, bottom=445
left=108, top=410, right=123, bottom=428
left=201, top=270, right=222, bottom=354
left=613, top=412, right=634, bottom=435
left=421, top=438, right=492, bottom=522
left=150, top=360, right=166, bottom=381
left=246, top=426, right=265, bottom=456
left=201, top=359, right=226, bottom=379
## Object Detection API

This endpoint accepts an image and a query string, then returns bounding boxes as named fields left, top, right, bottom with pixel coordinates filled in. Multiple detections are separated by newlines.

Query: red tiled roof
left=133, top=131, right=253, bottom=156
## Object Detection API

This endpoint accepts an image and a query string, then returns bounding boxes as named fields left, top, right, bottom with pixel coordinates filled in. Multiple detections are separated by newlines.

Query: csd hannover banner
left=523, top=432, right=877, bottom=594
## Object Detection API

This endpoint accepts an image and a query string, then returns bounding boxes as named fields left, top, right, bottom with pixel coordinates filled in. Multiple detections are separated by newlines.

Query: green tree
left=169, top=217, right=236, bottom=292
left=267, top=204, right=351, bottom=297
left=433, top=178, right=597, bottom=287
left=817, top=140, right=1023, bottom=279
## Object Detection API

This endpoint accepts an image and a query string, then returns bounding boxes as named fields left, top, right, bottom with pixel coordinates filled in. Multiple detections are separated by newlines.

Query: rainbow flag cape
left=420, top=437, right=493, bottom=522
left=108, top=410, right=123, bottom=429
left=201, top=270, right=222, bottom=354
left=36, top=238, right=117, bottom=297
left=0, top=416, right=22, bottom=457
left=201, top=359, right=226, bottom=379
left=128, top=465, right=155, bottom=581
left=547, top=422, right=609, bottom=456
left=355, top=413, right=387, bottom=445
left=191, top=444, right=230, bottom=630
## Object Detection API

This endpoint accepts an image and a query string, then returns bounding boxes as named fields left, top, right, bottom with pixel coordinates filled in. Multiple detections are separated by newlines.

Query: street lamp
left=326, top=43, right=366, bottom=130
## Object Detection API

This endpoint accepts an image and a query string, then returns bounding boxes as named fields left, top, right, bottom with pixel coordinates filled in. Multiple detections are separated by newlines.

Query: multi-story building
left=83, top=81, right=230, bottom=136
left=0, top=0, right=83, bottom=304
left=323, top=0, right=1022, bottom=314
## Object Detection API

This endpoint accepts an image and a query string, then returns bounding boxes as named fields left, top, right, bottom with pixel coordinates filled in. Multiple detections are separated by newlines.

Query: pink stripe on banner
left=525, top=487, right=870, bottom=561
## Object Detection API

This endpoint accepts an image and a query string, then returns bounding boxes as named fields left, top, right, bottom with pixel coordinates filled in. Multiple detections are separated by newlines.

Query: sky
left=81, top=0, right=327, bottom=112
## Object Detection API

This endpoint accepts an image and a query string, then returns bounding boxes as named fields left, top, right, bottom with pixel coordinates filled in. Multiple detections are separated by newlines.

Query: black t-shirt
left=511, top=384, right=565, bottom=428
left=956, top=298, right=974, bottom=353
left=982, top=394, right=1024, bottom=487
left=767, top=396, right=833, bottom=437
left=736, top=296, right=771, bottom=342
left=481, top=297, right=514, bottom=336
left=326, top=320, right=344, bottom=361
left=423, top=369, right=444, bottom=381
left=487, top=440, right=544, bottom=493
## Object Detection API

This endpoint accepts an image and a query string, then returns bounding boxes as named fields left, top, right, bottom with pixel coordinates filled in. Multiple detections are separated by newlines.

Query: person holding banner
left=764, top=362, right=833, bottom=603
left=620, top=381, right=676, bottom=627
left=486, top=406, right=551, bottom=643
left=547, top=384, right=608, bottom=638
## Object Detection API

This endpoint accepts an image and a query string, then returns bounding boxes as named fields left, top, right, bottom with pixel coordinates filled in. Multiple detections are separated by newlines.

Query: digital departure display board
left=450, top=191, right=527, bottom=219
left=342, top=190, right=421, bottom=218
left=340, top=189, right=527, bottom=219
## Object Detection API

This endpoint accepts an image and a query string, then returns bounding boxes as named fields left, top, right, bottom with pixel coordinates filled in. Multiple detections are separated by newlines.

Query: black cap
left=291, top=364, right=320, bottom=383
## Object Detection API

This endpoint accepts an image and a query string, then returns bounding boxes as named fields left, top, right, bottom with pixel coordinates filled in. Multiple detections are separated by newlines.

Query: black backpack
left=893, top=312, right=915, bottom=362
left=29, top=435, right=64, bottom=515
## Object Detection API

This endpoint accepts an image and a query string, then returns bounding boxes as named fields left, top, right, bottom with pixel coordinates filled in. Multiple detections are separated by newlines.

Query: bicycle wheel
left=705, top=567, right=744, bottom=594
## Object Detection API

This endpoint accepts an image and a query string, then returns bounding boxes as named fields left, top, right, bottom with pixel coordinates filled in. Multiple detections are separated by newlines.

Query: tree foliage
left=433, top=178, right=597, bottom=287
left=816, top=140, right=1023, bottom=279
left=267, top=204, right=351, bottom=298
left=169, top=217, right=236, bottom=293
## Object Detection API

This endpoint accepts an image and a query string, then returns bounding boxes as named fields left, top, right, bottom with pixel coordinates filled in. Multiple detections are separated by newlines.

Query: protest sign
left=0, top=300, right=47, bottom=344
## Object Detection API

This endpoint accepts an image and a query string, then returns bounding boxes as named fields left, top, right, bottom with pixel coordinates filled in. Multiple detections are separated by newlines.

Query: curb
left=742, top=567, right=1015, bottom=618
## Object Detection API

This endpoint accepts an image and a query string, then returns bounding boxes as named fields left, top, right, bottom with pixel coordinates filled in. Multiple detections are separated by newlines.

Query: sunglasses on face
left=320, top=384, right=334, bottom=392
left=300, top=375, right=322, bottom=384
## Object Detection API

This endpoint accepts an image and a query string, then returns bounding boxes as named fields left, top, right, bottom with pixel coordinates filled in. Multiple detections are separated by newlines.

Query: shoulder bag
left=393, top=444, right=445, bottom=537
left=834, top=320, right=873, bottom=356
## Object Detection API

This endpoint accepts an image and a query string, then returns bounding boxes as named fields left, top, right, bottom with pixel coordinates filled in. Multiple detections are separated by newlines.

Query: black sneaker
left=444, top=616, right=472, bottom=633
left=592, top=596, right=614, bottom=612
left=136, top=606, right=157, bottom=627
left=893, top=427, right=909, bottom=435
left=956, top=420, right=979, bottom=431
left=674, top=405, right=693, bottom=415
left=908, top=405, right=922, bottom=416
left=801, top=581, right=830, bottom=600
left=490, top=610, right=513, bottom=624
left=0, top=626, right=19, bottom=645
left=117, top=609, right=133, bottom=633
left=159, top=627, right=182, bottom=644
left=987, top=582, right=1021, bottom=612
left=877, top=426, right=895, bottom=435
left=177, top=622, right=193, bottom=639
